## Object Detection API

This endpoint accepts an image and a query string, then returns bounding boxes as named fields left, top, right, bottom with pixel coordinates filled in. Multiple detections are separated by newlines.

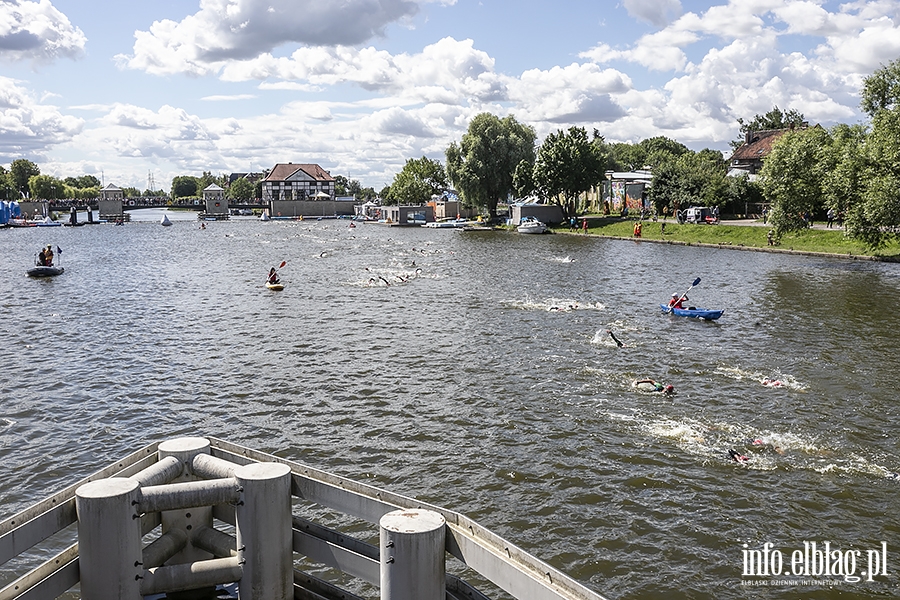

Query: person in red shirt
left=667, top=293, right=686, bottom=309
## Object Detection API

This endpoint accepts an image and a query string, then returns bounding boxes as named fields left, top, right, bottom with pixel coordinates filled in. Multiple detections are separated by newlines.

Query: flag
left=57, top=246, right=62, bottom=254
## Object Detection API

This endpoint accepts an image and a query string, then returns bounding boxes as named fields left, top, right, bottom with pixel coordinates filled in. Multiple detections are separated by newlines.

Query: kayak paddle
left=666, top=277, right=701, bottom=313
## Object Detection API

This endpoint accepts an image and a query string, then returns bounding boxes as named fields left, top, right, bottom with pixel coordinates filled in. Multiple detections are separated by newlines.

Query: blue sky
left=1, top=0, right=899, bottom=192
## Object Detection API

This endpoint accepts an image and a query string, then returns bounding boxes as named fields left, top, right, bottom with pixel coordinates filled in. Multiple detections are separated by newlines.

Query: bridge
left=47, top=199, right=268, bottom=212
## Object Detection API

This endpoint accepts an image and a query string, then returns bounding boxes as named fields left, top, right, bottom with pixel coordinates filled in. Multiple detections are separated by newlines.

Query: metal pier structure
left=0, top=437, right=609, bottom=600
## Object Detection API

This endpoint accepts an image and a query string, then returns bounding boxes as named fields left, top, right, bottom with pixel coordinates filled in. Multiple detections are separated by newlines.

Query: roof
left=204, top=184, right=224, bottom=191
left=729, top=129, right=793, bottom=162
left=264, top=163, right=335, bottom=182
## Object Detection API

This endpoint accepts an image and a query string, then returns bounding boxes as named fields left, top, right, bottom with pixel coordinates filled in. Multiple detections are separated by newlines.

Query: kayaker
left=267, top=267, right=280, bottom=285
left=632, top=379, right=674, bottom=394
left=667, top=293, right=686, bottom=309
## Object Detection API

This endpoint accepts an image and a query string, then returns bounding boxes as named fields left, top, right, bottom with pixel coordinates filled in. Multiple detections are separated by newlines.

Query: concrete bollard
left=235, top=462, right=293, bottom=600
left=380, top=509, right=446, bottom=600
left=76, top=477, right=143, bottom=600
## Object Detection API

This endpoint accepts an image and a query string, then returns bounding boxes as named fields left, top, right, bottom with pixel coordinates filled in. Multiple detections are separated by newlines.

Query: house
left=728, top=124, right=809, bottom=177
left=262, top=163, right=335, bottom=202
left=202, top=184, right=229, bottom=218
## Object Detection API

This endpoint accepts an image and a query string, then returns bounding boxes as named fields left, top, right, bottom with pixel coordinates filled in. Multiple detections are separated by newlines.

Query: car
left=681, top=206, right=717, bottom=224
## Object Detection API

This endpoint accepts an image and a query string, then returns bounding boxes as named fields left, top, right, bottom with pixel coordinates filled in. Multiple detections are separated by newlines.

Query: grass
left=556, top=217, right=900, bottom=259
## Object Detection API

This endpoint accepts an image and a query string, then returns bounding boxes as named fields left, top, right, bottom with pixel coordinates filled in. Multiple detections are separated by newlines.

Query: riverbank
left=562, top=217, right=900, bottom=261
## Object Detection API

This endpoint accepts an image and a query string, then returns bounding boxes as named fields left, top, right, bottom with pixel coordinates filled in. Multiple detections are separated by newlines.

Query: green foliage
left=759, top=126, right=833, bottom=236
left=28, top=174, right=66, bottom=200
left=606, top=142, right=646, bottom=171
left=650, top=149, right=726, bottom=214
left=64, top=174, right=101, bottom=188
left=333, top=175, right=349, bottom=196
left=0, top=166, right=15, bottom=200
left=122, top=186, right=141, bottom=197
left=860, top=58, right=900, bottom=117
left=228, top=177, right=255, bottom=201
left=732, top=106, right=806, bottom=150
left=10, top=159, right=40, bottom=197
left=446, top=113, right=536, bottom=219
left=387, top=157, right=447, bottom=205
left=171, top=175, right=199, bottom=199
left=532, top=126, right=605, bottom=218
left=640, top=136, right=690, bottom=167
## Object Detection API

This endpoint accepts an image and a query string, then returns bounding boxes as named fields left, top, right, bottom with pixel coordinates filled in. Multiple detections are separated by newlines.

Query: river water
left=1, top=209, right=898, bottom=599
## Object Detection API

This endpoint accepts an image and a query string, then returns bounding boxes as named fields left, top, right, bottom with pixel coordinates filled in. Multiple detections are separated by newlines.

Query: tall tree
left=28, top=174, right=66, bottom=200
left=387, top=157, right=447, bottom=205
left=732, top=106, right=807, bottom=150
left=10, top=159, right=40, bottom=197
left=446, top=113, right=536, bottom=220
left=171, top=176, right=199, bottom=199
left=0, top=166, right=14, bottom=200
left=758, top=126, right=833, bottom=235
left=531, top=127, right=605, bottom=218
left=860, top=58, right=900, bottom=117
left=228, top=177, right=254, bottom=201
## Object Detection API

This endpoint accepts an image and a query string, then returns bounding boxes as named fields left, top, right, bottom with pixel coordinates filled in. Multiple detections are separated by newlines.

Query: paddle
left=267, top=261, right=287, bottom=285
left=666, top=277, right=701, bottom=313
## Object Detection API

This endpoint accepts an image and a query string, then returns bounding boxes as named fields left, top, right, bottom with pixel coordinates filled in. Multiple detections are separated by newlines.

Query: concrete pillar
left=380, top=509, right=446, bottom=600
left=76, top=477, right=143, bottom=600
left=158, top=437, right=213, bottom=564
left=235, top=462, right=292, bottom=600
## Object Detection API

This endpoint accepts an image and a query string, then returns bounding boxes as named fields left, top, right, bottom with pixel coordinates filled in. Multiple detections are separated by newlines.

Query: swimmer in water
left=607, top=330, right=624, bottom=347
left=728, top=449, right=750, bottom=463
left=632, top=379, right=674, bottom=394
left=762, top=378, right=784, bottom=387
left=747, top=439, right=784, bottom=455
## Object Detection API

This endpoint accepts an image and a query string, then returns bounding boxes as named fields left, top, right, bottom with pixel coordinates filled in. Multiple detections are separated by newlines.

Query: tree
left=650, top=149, right=726, bottom=215
left=640, top=136, right=689, bottom=167
left=228, top=177, right=255, bottom=201
left=172, top=176, right=199, bottom=199
left=531, top=127, right=605, bottom=218
left=333, top=175, right=349, bottom=196
left=732, top=106, right=806, bottom=150
left=28, top=174, right=66, bottom=200
left=606, top=142, right=646, bottom=171
left=0, top=166, right=15, bottom=200
left=10, top=159, right=40, bottom=197
left=758, top=126, right=833, bottom=235
left=122, top=187, right=141, bottom=197
left=387, top=157, right=447, bottom=205
left=446, top=113, right=536, bottom=220
left=861, top=58, right=900, bottom=117
left=64, top=175, right=101, bottom=189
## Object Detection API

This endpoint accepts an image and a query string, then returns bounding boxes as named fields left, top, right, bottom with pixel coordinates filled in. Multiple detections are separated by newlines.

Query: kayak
left=660, top=304, right=724, bottom=320
left=27, top=266, right=65, bottom=277
left=265, top=281, right=284, bottom=290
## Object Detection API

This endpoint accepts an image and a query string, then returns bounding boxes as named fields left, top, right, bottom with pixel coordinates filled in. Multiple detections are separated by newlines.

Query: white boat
left=160, top=214, right=172, bottom=226
left=423, top=218, right=471, bottom=228
left=517, top=217, right=548, bottom=234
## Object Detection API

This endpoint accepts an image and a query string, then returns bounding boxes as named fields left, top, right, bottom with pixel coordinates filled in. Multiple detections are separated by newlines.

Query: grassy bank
left=562, top=218, right=900, bottom=259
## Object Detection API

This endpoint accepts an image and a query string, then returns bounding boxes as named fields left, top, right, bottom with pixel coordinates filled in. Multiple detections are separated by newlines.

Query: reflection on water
left=1, top=215, right=899, bottom=599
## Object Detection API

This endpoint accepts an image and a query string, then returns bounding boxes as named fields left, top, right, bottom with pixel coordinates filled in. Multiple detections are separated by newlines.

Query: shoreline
left=555, top=229, right=900, bottom=263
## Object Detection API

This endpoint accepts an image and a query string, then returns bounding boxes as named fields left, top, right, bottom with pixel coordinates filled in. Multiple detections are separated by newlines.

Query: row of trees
left=761, top=59, right=900, bottom=248
left=382, top=60, right=898, bottom=249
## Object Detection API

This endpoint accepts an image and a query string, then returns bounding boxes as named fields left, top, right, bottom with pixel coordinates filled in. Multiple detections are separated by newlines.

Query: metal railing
left=0, top=437, right=609, bottom=600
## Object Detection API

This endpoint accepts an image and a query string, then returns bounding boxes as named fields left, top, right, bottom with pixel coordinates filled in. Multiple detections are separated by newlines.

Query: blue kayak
left=660, top=304, right=724, bottom=320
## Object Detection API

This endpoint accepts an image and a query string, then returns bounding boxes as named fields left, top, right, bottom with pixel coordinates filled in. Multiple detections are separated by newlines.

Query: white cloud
left=0, top=76, right=83, bottom=160
left=0, top=0, right=86, bottom=63
left=201, top=94, right=257, bottom=101
left=510, top=63, right=630, bottom=124
left=117, top=0, right=423, bottom=76
left=623, top=0, right=683, bottom=27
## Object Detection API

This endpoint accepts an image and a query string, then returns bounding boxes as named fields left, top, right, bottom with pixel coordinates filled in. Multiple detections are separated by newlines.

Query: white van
left=683, top=206, right=713, bottom=224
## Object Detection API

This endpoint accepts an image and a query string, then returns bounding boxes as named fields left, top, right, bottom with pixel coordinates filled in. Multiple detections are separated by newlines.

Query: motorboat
left=517, top=217, right=548, bottom=234
left=35, top=216, right=61, bottom=227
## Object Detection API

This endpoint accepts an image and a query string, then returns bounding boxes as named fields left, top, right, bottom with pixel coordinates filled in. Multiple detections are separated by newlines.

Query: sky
left=1, top=0, right=899, bottom=193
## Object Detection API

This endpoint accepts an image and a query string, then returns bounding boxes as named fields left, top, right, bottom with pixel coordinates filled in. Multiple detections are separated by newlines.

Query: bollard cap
left=381, top=509, right=446, bottom=534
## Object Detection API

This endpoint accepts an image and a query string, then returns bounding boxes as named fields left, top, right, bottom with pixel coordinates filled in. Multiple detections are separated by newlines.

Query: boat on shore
left=517, top=217, right=549, bottom=234
left=660, top=304, right=724, bottom=320
left=27, top=265, right=64, bottom=277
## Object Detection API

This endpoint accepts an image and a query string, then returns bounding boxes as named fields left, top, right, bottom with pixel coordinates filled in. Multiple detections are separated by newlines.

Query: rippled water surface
left=2, top=211, right=899, bottom=599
